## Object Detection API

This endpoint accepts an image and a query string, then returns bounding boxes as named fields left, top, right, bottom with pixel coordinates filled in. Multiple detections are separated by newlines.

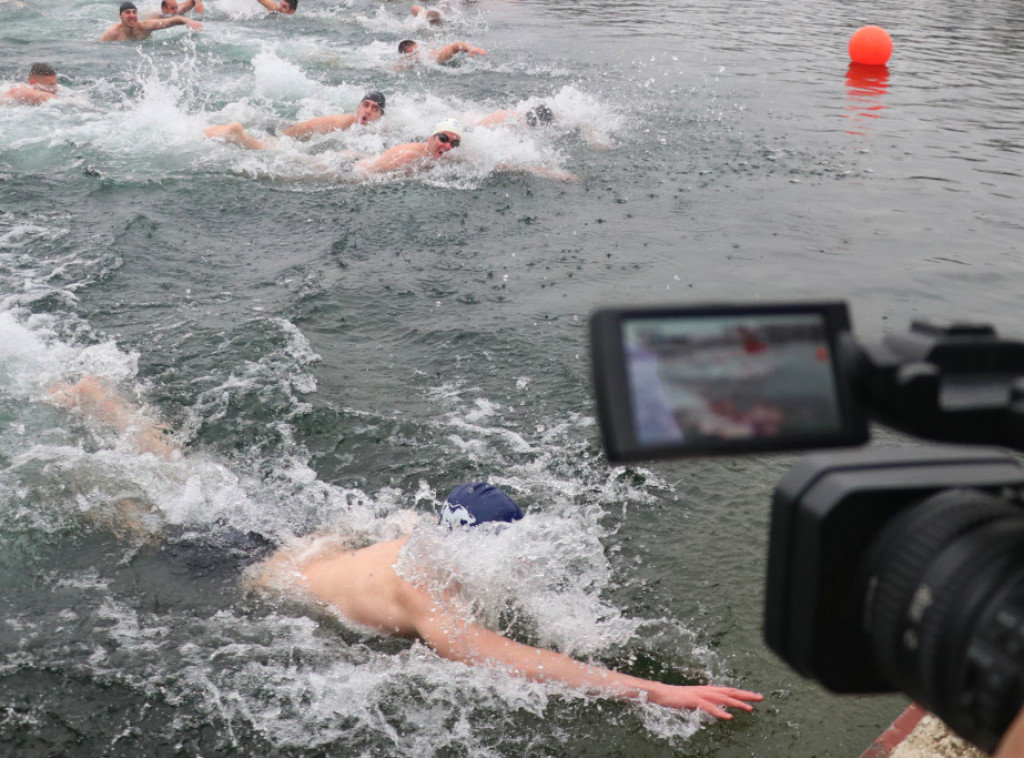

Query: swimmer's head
left=362, top=91, right=389, bottom=122
left=428, top=117, right=463, bottom=157
left=399, top=39, right=419, bottom=56
left=28, top=62, right=57, bottom=93
left=439, top=482, right=523, bottom=529
left=119, top=1, right=137, bottom=14
left=525, top=104, right=554, bottom=127
left=426, top=10, right=444, bottom=28
left=160, top=0, right=178, bottom=12
left=279, top=0, right=297, bottom=12
left=431, top=117, right=463, bottom=141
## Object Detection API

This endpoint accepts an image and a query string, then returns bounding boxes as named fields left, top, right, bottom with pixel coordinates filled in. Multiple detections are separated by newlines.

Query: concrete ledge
left=860, top=704, right=986, bottom=758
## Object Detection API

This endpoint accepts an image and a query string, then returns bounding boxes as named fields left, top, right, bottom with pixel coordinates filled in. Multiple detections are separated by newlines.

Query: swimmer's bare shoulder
left=354, top=142, right=429, bottom=175
left=249, top=535, right=424, bottom=637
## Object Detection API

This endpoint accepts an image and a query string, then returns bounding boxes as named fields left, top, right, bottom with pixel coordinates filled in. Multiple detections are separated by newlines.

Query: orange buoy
left=849, top=25, right=892, bottom=66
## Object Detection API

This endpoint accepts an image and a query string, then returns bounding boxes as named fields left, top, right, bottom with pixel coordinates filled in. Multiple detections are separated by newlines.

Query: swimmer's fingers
left=648, top=684, right=762, bottom=719
left=469, top=46, right=487, bottom=56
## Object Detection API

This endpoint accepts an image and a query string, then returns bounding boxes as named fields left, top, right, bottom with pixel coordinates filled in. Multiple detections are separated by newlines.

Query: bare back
left=258, top=535, right=429, bottom=638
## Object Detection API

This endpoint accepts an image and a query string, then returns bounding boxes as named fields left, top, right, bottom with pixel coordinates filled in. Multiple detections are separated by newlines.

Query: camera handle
left=851, top=321, right=1024, bottom=451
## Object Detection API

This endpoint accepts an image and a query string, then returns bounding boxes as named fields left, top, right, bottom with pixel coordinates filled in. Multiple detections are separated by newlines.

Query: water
left=2, top=0, right=1023, bottom=755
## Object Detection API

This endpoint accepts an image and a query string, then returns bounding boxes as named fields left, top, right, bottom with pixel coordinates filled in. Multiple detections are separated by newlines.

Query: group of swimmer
left=3, top=0, right=589, bottom=181
left=5, top=0, right=764, bottom=728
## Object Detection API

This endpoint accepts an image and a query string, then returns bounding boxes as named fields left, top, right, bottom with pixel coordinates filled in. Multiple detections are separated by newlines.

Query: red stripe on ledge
left=859, top=704, right=927, bottom=758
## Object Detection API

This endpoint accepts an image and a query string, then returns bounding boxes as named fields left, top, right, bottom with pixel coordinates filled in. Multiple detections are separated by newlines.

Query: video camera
left=590, top=301, right=1024, bottom=754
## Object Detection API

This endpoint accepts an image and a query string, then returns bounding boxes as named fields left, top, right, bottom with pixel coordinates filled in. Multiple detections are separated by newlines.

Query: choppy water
left=2, top=0, right=1023, bottom=755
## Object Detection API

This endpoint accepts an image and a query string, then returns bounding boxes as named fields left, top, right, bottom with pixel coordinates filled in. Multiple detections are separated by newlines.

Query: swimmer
left=255, top=0, right=297, bottom=14
left=473, top=101, right=613, bottom=149
left=146, top=0, right=204, bottom=20
left=46, top=377, right=762, bottom=719
left=253, top=482, right=764, bottom=720
left=354, top=118, right=579, bottom=182
left=353, top=117, right=464, bottom=176
left=475, top=103, right=555, bottom=128
left=410, top=4, right=444, bottom=28
left=398, top=39, right=486, bottom=64
left=281, top=91, right=386, bottom=140
left=100, top=1, right=202, bottom=41
left=0, top=62, right=59, bottom=105
left=204, top=91, right=386, bottom=149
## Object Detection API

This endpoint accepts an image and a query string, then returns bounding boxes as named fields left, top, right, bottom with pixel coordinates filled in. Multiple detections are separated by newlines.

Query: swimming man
left=0, top=63, right=59, bottom=105
left=255, top=0, right=297, bottom=14
left=353, top=117, right=464, bottom=176
left=48, top=377, right=761, bottom=719
left=146, top=0, right=204, bottom=20
left=100, top=1, right=202, bottom=41
left=204, top=91, right=387, bottom=149
left=254, top=482, right=764, bottom=720
left=398, top=39, right=486, bottom=64
left=410, top=4, right=445, bottom=28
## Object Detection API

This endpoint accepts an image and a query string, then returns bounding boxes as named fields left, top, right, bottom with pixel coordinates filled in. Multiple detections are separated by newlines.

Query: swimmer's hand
left=185, top=18, right=202, bottom=31
left=646, top=684, right=763, bottom=720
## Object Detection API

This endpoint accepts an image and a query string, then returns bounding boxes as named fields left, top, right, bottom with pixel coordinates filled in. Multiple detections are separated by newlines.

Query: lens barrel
left=861, top=489, right=1024, bottom=753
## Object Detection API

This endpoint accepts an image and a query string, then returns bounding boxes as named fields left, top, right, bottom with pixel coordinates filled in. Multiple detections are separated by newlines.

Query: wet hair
left=29, top=63, right=56, bottom=79
left=525, top=104, right=554, bottom=127
left=426, top=10, right=444, bottom=28
left=160, top=0, right=173, bottom=9
left=119, top=1, right=137, bottom=13
left=361, top=91, right=386, bottom=113
left=398, top=39, right=418, bottom=55
left=281, top=0, right=297, bottom=9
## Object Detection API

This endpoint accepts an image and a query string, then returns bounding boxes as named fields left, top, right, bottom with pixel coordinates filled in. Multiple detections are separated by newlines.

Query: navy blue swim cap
left=439, top=482, right=523, bottom=528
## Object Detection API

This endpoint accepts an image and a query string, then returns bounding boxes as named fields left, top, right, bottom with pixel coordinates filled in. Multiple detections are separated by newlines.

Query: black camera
left=590, top=301, right=1024, bottom=753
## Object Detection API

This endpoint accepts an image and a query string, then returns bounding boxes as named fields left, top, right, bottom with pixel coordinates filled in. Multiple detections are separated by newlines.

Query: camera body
left=766, top=445, right=1024, bottom=753
left=589, top=301, right=1024, bottom=753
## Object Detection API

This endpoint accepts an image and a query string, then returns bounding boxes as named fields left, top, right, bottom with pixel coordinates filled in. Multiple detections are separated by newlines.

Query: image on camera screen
left=623, top=312, right=844, bottom=446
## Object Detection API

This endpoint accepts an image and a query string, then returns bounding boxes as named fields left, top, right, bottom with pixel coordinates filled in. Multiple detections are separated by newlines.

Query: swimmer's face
left=161, top=0, right=178, bottom=13
left=30, top=74, right=58, bottom=94
left=428, top=131, right=460, bottom=159
left=278, top=0, right=296, bottom=13
left=356, top=99, right=383, bottom=125
left=404, top=43, right=420, bottom=57
left=120, top=7, right=138, bottom=25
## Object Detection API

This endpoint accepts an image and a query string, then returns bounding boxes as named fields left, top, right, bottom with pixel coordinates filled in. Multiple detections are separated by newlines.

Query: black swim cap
left=525, top=104, right=554, bottom=127
left=119, top=1, right=137, bottom=12
left=362, top=91, right=386, bottom=113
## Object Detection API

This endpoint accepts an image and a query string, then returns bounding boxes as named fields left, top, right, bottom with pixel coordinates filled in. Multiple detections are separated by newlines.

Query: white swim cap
left=431, top=117, right=464, bottom=140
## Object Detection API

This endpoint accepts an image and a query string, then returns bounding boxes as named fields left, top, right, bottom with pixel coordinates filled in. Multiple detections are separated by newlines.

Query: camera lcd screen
left=591, top=303, right=868, bottom=461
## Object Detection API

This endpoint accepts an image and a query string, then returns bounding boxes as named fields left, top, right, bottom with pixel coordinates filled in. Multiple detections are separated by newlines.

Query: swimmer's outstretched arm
left=407, top=588, right=762, bottom=719
left=142, top=15, right=203, bottom=33
left=281, top=114, right=358, bottom=140
left=430, top=41, right=486, bottom=63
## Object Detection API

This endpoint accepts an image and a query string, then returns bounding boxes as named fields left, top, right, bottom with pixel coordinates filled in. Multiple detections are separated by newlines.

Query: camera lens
left=860, top=488, right=1024, bottom=753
